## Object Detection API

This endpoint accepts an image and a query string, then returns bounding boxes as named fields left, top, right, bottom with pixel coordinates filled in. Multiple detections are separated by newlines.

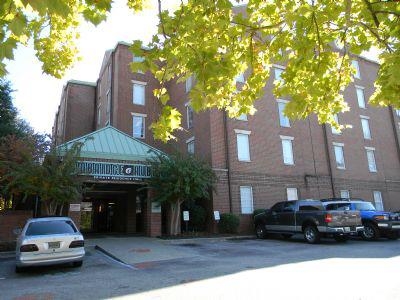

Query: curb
left=94, top=245, right=127, bottom=265
left=0, top=251, right=15, bottom=259
left=163, top=235, right=255, bottom=245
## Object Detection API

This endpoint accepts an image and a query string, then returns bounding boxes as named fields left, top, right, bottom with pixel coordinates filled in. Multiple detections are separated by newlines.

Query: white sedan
left=15, top=217, right=85, bottom=273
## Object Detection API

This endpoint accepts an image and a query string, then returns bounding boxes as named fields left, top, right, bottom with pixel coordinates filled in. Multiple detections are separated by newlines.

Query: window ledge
left=238, top=159, right=251, bottom=163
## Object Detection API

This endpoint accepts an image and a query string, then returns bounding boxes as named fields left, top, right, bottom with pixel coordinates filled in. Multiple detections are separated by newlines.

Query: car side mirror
left=13, top=228, right=22, bottom=235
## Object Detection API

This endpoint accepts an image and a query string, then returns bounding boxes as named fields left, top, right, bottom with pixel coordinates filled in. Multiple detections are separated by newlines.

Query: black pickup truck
left=254, top=200, right=364, bottom=243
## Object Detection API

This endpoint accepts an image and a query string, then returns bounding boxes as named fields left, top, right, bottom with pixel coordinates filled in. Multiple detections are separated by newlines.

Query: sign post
left=183, top=211, right=190, bottom=233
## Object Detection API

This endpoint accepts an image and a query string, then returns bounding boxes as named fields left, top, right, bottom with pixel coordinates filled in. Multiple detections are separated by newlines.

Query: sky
left=5, top=1, right=179, bottom=135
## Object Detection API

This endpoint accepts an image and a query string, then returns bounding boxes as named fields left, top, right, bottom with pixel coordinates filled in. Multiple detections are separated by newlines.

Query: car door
left=266, top=202, right=285, bottom=231
left=277, top=201, right=296, bottom=231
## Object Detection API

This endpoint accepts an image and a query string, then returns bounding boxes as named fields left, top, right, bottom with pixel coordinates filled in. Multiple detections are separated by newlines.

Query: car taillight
left=69, top=240, right=84, bottom=248
left=20, top=244, right=39, bottom=252
left=325, top=213, right=333, bottom=223
left=374, top=215, right=389, bottom=221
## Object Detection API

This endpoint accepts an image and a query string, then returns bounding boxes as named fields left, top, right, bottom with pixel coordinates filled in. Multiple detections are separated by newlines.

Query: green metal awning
left=57, top=126, right=164, bottom=162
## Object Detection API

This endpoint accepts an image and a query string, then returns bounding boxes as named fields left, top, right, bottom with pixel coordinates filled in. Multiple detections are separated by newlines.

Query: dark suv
left=321, top=198, right=400, bottom=240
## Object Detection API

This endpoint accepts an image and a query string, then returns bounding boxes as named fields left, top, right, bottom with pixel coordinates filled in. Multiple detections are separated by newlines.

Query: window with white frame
left=286, top=188, right=298, bottom=201
left=132, top=113, right=146, bottom=138
left=235, top=73, right=245, bottom=83
left=186, top=137, right=194, bottom=154
left=240, top=186, right=254, bottom=214
left=331, top=114, right=341, bottom=135
left=356, top=86, right=366, bottom=108
left=186, top=75, right=193, bottom=92
left=236, top=114, right=248, bottom=121
left=280, top=135, right=294, bottom=165
left=97, top=105, right=101, bottom=126
left=235, top=129, right=251, bottom=161
left=277, top=100, right=290, bottom=127
left=340, top=190, right=350, bottom=198
left=365, top=147, right=377, bottom=172
left=360, top=116, right=371, bottom=139
left=333, top=143, right=346, bottom=169
left=106, top=90, right=111, bottom=124
left=108, top=64, right=112, bottom=84
left=351, top=60, right=361, bottom=79
left=274, top=66, right=284, bottom=83
left=132, top=56, right=145, bottom=74
left=373, top=191, right=384, bottom=211
left=186, top=103, right=194, bottom=128
left=132, top=81, right=146, bottom=105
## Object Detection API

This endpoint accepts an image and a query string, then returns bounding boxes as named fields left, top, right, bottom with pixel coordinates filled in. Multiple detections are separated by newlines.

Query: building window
left=356, top=86, right=366, bottom=108
left=106, top=90, right=111, bottom=125
left=277, top=99, right=290, bottom=127
left=185, top=103, right=194, bottom=128
left=132, top=81, right=146, bottom=105
left=98, top=80, right=102, bottom=97
left=340, top=190, right=350, bottom=198
left=240, top=186, right=254, bottom=214
left=186, top=137, right=194, bottom=154
left=108, top=64, right=112, bottom=84
left=274, top=66, right=285, bottom=83
left=280, top=135, right=294, bottom=165
left=132, top=56, right=145, bottom=74
left=333, top=143, right=345, bottom=169
left=97, top=105, right=101, bottom=126
left=373, top=191, right=384, bottom=211
left=235, top=73, right=245, bottom=83
left=360, top=116, right=371, bottom=139
left=287, top=188, right=298, bottom=201
left=351, top=60, right=361, bottom=79
left=235, top=129, right=251, bottom=162
left=331, top=114, right=341, bottom=135
left=236, top=114, right=248, bottom=121
left=186, top=75, right=194, bottom=93
left=132, top=113, right=146, bottom=139
left=396, top=109, right=400, bottom=117
left=365, top=147, right=377, bottom=172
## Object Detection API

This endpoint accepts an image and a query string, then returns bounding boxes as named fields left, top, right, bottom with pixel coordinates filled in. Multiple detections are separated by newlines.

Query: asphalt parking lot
left=0, top=235, right=399, bottom=299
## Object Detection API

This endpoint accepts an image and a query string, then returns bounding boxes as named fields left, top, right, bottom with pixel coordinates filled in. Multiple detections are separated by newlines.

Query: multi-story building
left=53, top=41, right=400, bottom=235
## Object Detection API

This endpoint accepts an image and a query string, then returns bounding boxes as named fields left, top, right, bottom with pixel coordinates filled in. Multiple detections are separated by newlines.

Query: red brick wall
left=0, top=211, right=32, bottom=243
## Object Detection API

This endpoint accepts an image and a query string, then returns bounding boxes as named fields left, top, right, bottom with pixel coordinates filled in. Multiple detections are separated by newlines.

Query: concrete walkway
left=86, top=236, right=204, bottom=266
left=86, top=236, right=252, bottom=266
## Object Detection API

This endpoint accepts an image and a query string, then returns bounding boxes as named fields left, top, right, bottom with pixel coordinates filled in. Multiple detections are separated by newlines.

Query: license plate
left=344, top=227, right=350, bottom=232
left=48, top=242, right=60, bottom=249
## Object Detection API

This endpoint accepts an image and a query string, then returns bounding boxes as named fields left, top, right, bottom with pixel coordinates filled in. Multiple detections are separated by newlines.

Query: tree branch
left=358, top=21, right=393, bottom=52
left=363, top=0, right=380, bottom=27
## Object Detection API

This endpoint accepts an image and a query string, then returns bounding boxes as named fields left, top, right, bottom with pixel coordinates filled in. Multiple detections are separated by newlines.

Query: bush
left=218, top=213, right=240, bottom=234
left=253, top=209, right=265, bottom=219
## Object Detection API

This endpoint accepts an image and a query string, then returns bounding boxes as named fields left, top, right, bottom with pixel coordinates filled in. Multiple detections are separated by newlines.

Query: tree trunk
left=169, top=200, right=183, bottom=236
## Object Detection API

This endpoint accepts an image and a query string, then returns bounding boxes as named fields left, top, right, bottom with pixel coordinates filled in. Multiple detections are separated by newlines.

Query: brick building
left=52, top=41, right=400, bottom=235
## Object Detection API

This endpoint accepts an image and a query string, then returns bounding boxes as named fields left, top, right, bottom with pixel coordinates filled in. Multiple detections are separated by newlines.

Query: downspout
left=322, top=124, right=335, bottom=197
left=110, top=50, right=115, bottom=126
left=223, top=111, right=233, bottom=213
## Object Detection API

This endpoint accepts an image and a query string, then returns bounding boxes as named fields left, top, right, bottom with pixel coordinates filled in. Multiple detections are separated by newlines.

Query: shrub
left=218, top=213, right=240, bottom=234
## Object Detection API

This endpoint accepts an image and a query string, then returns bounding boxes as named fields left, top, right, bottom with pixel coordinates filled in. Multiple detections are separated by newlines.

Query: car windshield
left=25, top=220, right=77, bottom=236
left=354, top=202, right=376, bottom=211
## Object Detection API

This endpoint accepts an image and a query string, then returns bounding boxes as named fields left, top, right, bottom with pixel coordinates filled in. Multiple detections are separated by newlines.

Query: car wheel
left=303, top=225, right=320, bottom=244
left=386, top=232, right=399, bottom=240
left=72, top=261, right=83, bottom=268
left=281, top=234, right=293, bottom=239
left=255, top=224, right=267, bottom=239
left=361, top=223, right=380, bottom=241
left=334, top=235, right=348, bottom=243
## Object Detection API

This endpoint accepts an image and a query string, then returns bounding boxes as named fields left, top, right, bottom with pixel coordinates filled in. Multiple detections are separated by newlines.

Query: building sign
left=76, top=161, right=151, bottom=181
left=69, top=204, right=81, bottom=212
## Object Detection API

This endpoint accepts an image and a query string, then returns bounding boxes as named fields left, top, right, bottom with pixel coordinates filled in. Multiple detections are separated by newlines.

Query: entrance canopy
left=58, top=125, right=164, bottom=161
left=58, top=126, right=165, bottom=182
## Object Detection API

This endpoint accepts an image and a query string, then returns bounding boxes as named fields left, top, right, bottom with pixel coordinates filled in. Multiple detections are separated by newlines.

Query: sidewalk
left=87, top=235, right=253, bottom=266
